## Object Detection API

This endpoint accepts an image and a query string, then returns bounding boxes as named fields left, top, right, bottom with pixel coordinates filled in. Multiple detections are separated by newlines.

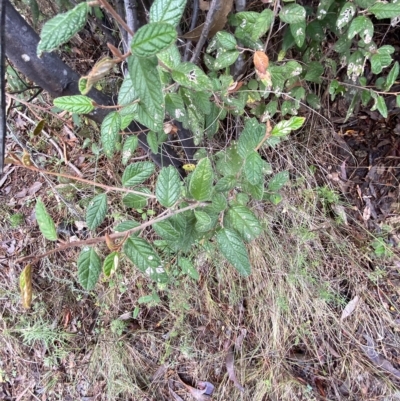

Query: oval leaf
left=131, top=22, right=177, bottom=57
left=77, top=247, right=102, bottom=290
left=53, top=95, right=94, bottom=114
left=122, top=136, right=139, bottom=165
left=150, top=0, right=187, bottom=26
left=103, top=251, right=119, bottom=277
left=189, top=157, right=214, bottom=201
left=244, top=151, right=263, bottom=185
left=123, top=237, right=168, bottom=283
left=101, top=111, right=121, bottom=158
left=224, top=205, right=263, bottom=242
left=217, top=229, right=251, bottom=276
left=37, top=2, right=88, bottom=55
left=156, top=166, right=181, bottom=207
left=86, top=193, right=107, bottom=230
left=172, top=62, right=213, bottom=91
left=35, top=199, right=57, bottom=241
left=122, top=162, right=155, bottom=187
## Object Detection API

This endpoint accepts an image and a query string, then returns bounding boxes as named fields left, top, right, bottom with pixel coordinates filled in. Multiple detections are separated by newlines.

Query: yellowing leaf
left=19, top=265, right=33, bottom=309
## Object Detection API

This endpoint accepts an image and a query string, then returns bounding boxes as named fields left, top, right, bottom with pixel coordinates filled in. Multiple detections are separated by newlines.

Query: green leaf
left=336, top=2, right=356, bottom=30
left=150, top=0, right=188, bottom=26
left=156, top=166, right=181, bottom=207
left=121, top=136, right=139, bottom=166
left=216, top=31, right=237, bottom=50
left=384, top=61, right=399, bottom=91
left=124, top=237, right=168, bottom=283
left=153, top=219, right=180, bottom=241
left=122, top=162, right=155, bottom=186
left=216, top=229, right=251, bottom=276
left=396, top=95, right=400, bottom=108
left=216, top=142, right=243, bottom=176
left=166, top=93, right=186, bottom=121
left=178, top=257, right=199, bottom=280
left=215, top=176, right=236, bottom=192
left=103, top=251, right=119, bottom=277
left=194, top=210, right=213, bottom=232
left=205, top=51, right=240, bottom=71
left=114, top=220, right=140, bottom=232
left=157, top=44, right=182, bottom=69
left=131, top=22, right=177, bottom=57
left=101, top=111, right=121, bottom=158
left=347, top=51, right=365, bottom=81
left=290, top=21, right=306, bottom=47
left=371, top=94, right=388, bottom=118
left=53, top=95, right=94, bottom=114
left=306, top=93, right=321, bottom=109
left=128, top=55, right=164, bottom=132
left=189, top=158, right=214, bottom=201
left=238, top=118, right=265, bottom=157
left=172, top=62, right=213, bottom=91
left=371, top=52, right=392, bottom=74
left=348, top=16, right=374, bottom=43
left=268, top=171, right=289, bottom=192
left=123, top=190, right=149, bottom=209
left=35, top=199, right=57, bottom=241
left=212, top=193, right=227, bottom=212
left=118, top=74, right=138, bottom=106
left=77, top=247, right=102, bottom=290
left=37, top=2, right=88, bottom=55
left=244, top=151, right=263, bottom=185
left=279, top=4, right=306, bottom=24
left=86, top=193, right=107, bottom=230
left=271, top=116, right=305, bottom=137
left=304, top=62, right=324, bottom=83
left=224, top=205, right=263, bottom=243
left=147, top=131, right=159, bottom=154
left=242, top=179, right=264, bottom=200
left=369, top=2, right=400, bottom=19
left=252, top=9, right=274, bottom=40
left=317, top=0, right=334, bottom=20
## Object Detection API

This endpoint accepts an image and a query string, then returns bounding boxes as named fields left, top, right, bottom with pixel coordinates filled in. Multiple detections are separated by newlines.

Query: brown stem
left=16, top=202, right=206, bottom=264
left=15, top=164, right=157, bottom=198
left=98, top=0, right=135, bottom=37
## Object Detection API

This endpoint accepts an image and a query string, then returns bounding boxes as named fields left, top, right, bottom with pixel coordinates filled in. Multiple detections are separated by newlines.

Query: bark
left=4, top=0, right=186, bottom=174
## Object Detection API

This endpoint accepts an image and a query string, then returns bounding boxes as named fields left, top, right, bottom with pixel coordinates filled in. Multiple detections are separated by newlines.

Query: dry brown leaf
left=254, top=51, right=269, bottom=74
left=176, top=375, right=214, bottom=400
left=19, top=264, right=33, bottom=309
left=182, top=0, right=233, bottom=41
left=340, top=295, right=360, bottom=321
left=28, top=181, right=42, bottom=196
left=226, top=347, right=244, bottom=392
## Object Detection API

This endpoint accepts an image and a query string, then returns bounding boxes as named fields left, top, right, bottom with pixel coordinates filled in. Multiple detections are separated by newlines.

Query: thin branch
left=183, top=0, right=199, bottom=62
left=0, top=0, right=7, bottom=174
left=14, top=164, right=157, bottom=198
left=16, top=202, right=207, bottom=263
left=190, top=0, right=221, bottom=64
left=97, top=0, right=134, bottom=36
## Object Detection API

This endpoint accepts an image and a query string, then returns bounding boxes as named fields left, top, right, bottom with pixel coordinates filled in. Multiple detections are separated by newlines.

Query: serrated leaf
left=19, top=265, right=33, bottom=309
left=369, top=2, right=400, bottom=19
left=290, top=21, right=306, bottom=47
left=37, top=2, right=88, bottom=55
left=271, top=116, right=305, bottom=137
left=157, top=44, right=182, bottom=69
left=268, top=171, right=289, bottom=191
left=35, top=199, right=57, bottom=241
left=103, top=251, right=119, bottom=277
left=194, top=210, right=213, bottom=232
left=244, top=151, right=263, bottom=185
left=172, top=62, right=212, bottom=91
left=122, top=162, right=155, bottom=186
left=131, top=22, right=177, bottom=57
left=348, top=16, right=374, bottom=42
left=212, top=193, right=227, bottom=212
left=215, top=176, right=236, bottom=192
left=242, top=179, right=264, bottom=200
left=216, top=142, right=243, bottom=176
left=124, top=237, right=168, bottom=283
left=128, top=55, right=164, bottom=132
left=224, top=205, right=263, bottom=243
left=86, top=193, right=107, bottom=230
left=216, top=31, right=237, bottom=50
left=53, top=95, right=94, bottom=114
left=216, top=229, right=251, bottom=276
left=147, top=131, right=159, bottom=154
left=178, top=257, right=199, bottom=280
left=123, top=191, right=149, bottom=209
left=384, top=61, right=399, bottom=91
left=238, top=118, right=265, bottom=157
left=101, top=112, right=121, bottom=158
left=317, top=0, right=334, bottom=19
left=189, top=158, right=214, bottom=201
left=77, top=247, right=102, bottom=290
left=153, top=219, right=180, bottom=241
left=279, top=4, right=306, bottom=24
left=114, top=220, right=141, bottom=232
left=252, top=9, right=274, bottom=40
left=118, top=74, right=138, bottom=106
left=122, top=136, right=139, bottom=165
left=150, top=0, right=188, bottom=26
left=336, top=2, right=356, bottom=30
left=371, top=52, right=392, bottom=74
left=156, top=166, right=181, bottom=207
